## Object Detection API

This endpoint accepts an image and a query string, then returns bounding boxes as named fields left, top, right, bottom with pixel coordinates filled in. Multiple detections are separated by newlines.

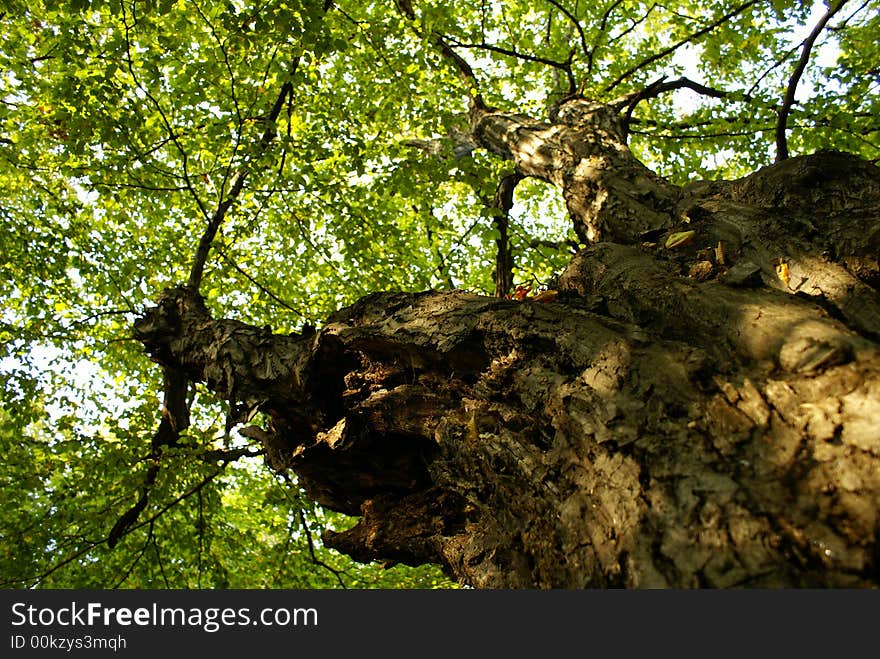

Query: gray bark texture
left=135, top=98, right=880, bottom=588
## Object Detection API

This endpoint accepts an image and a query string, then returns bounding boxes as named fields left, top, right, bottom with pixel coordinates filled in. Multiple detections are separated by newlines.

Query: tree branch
left=191, top=0, right=243, bottom=128
left=116, top=2, right=331, bottom=554
left=187, top=1, right=335, bottom=291
left=121, top=3, right=210, bottom=222
left=112, top=534, right=151, bottom=588
left=187, top=78, right=295, bottom=290
left=443, top=35, right=576, bottom=94
left=395, top=0, right=490, bottom=112
left=107, top=368, right=190, bottom=548
left=299, top=507, right=348, bottom=588
left=444, top=35, right=574, bottom=73
left=215, top=245, right=308, bottom=318
left=423, top=217, right=457, bottom=291
left=544, top=0, right=590, bottom=60
left=0, top=539, right=102, bottom=588
left=274, top=472, right=347, bottom=588
left=199, top=446, right=264, bottom=463
left=600, top=0, right=628, bottom=33
left=617, top=75, right=729, bottom=133
left=603, top=0, right=759, bottom=94
left=121, top=467, right=227, bottom=545
left=436, top=35, right=492, bottom=112
left=493, top=173, right=524, bottom=298
left=587, top=0, right=631, bottom=75
left=775, top=0, right=851, bottom=161
left=148, top=523, right=171, bottom=587
left=746, top=42, right=801, bottom=99
left=618, top=75, right=729, bottom=109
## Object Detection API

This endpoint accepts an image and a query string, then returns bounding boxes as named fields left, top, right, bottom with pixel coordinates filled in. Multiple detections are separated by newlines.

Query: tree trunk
left=135, top=99, right=880, bottom=588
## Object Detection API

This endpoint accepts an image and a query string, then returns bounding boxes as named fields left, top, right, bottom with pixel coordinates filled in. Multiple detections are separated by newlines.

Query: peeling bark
left=135, top=103, right=880, bottom=588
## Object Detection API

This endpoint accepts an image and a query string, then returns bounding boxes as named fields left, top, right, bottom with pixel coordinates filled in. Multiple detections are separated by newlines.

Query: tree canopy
left=1, top=0, right=877, bottom=588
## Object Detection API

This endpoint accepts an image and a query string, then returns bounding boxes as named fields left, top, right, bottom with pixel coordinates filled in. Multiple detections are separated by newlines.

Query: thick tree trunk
left=135, top=100, right=880, bottom=588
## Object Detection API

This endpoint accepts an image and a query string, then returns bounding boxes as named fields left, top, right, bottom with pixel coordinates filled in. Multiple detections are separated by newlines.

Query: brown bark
left=134, top=101, right=880, bottom=588
left=470, top=98, right=679, bottom=244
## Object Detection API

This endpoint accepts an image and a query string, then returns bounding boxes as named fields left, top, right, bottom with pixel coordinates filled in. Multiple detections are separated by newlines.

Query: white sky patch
left=73, top=179, right=100, bottom=205
left=1, top=343, right=106, bottom=424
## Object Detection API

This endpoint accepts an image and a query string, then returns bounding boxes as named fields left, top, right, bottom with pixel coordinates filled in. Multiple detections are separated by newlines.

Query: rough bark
left=470, top=98, right=680, bottom=244
left=134, top=100, right=880, bottom=588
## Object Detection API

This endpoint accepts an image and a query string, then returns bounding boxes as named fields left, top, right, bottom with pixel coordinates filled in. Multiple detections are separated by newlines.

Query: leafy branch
left=2, top=450, right=252, bottom=587
left=275, top=472, right=348, bottom=588
left=108, top=1, right=332, bottom=554
left=441, top=35, right=577, bottom=95
left=186, top=76, right=296, bottom=289
left=214, top=245, right=308, bottom=318
left=603, top=0, right=760, bottom=93
left=544, top=0, right=589, bottom=59
left=775, top=0, right=851, bottom=161
left=394, top=0, right=489, bottom=112
left=120, top=2, right=211, bottom=222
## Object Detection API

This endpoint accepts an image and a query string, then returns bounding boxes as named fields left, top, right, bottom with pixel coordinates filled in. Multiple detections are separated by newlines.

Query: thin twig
left=298, top=507, right=348, bottom=588
left=276, top=473, right=348, bottom=588
left=606, top=3, right=657, bottom=46
left=214, top=246, right=307, bottom=317
left=599, top=0, right=627, bottom=32
left=395, top=0, right=489, bottom=111
left=112, top=536, right=150, bottom=588
left=121, top=3, right=210, bottom=222
left=0, top=539, right=101, bottom=588
left=746, top=41, right=802, bottom=100
left=125, top=467, right=226, bottom=539
left=151, top=522, right=172, bottom=588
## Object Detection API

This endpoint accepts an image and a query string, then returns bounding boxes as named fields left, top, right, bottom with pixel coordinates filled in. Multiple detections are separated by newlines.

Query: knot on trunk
left=549, top=96, right=625, bottom=139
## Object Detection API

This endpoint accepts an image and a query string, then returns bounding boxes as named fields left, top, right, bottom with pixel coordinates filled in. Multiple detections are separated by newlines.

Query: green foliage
left=1, top=0, right=876, bottom=588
